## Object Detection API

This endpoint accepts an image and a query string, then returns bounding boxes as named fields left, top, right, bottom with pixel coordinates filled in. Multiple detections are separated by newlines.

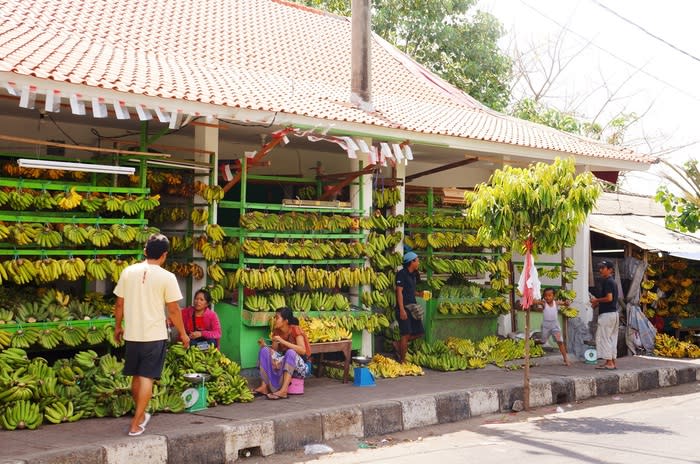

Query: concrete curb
left=6, top=364, right=698, bottom=464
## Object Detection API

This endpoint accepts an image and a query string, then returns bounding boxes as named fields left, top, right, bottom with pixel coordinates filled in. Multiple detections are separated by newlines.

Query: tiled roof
left=0, top=0, right=652, bottom=164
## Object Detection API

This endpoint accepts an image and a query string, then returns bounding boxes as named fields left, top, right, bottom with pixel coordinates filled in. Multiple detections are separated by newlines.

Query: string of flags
left=4, top=81, right=200, bottom=130
left=3, top=81, right=414, bottom=166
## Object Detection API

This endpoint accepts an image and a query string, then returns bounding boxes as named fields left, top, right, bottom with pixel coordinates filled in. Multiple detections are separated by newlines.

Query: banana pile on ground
left=298, top=316, right=351, bottom=342
left=407, top=336, right=544, bottom=372
left=372, top=188, right=402, bottom=209
left=437, top=284, right=511, bottom=316
left=367, top=354, right=423, bottom=378
left=241, top=211, right=358, bottom=232
left=242, top=239, right=365, bottom=260
left=654, top=333, right=700, bottom=358
left=0, top=345, right=251, bottom=431
left=164, top=344, right=253, bottom=406
left=0, top=187, right=160, bottom=216
left=227, top=265, right=376, bottom=291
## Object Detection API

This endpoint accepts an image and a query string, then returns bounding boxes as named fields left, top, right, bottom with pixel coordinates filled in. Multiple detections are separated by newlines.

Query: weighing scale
left=351, top=356, right=375, bottom=387
left=584, top=348, right=598, bottom=365
left=182, top=373, right=210, bottom=412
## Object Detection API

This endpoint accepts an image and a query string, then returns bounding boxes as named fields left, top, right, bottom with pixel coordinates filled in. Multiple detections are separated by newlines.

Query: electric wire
left=518, top=0, right=700, bottom=103
left=590, top=0, right=700, bottom=64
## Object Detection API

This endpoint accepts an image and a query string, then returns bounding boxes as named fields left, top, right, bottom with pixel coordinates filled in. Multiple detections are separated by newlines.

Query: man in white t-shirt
left=114, top=234, right=189, bottom=436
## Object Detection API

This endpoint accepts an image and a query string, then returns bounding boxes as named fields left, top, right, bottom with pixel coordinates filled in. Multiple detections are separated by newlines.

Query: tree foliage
left=655, top=159, right=700, bottom=233
left=298, top=0, right=512, bottom=111
left=464, top=158, right=602, bottom=255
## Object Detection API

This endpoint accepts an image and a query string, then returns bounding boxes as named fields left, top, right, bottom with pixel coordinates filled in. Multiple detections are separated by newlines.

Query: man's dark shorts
left=123, top=340, right=167, bottom=379
left=395, top=307, right=425, bottom=337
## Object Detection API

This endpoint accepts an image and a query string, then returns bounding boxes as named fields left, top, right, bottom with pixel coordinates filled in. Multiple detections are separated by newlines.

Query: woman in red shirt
left=254, top=307, right=310, bottom=399
left=181, top=289, right=222, bottom=348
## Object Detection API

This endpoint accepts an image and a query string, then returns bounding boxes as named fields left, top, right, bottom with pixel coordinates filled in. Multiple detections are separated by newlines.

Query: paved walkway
left=1, top=355, right=698, bottom=464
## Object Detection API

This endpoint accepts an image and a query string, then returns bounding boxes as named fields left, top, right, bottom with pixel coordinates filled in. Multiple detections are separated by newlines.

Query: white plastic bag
left=304, top=444, right=334, bottom=455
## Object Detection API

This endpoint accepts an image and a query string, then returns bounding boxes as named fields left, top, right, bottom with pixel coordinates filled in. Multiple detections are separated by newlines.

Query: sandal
left=252, top=390, right=266, bottom=397
left=267, top=393, right=289, bottom=400
left=595, top=365, right=617, bottom=370
left=128, top=425, right=145, bottom=437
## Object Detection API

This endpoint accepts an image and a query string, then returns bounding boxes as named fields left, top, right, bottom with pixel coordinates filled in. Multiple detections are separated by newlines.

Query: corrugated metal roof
left=0, top=0, right=654, bottom=165
left=591, top=193, right=700, bottom=259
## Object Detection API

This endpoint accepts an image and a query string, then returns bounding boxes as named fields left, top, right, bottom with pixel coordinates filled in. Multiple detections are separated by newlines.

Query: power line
left=518, top=0, right=700, bottom=104
left=590, top=0, right=700, bottom=64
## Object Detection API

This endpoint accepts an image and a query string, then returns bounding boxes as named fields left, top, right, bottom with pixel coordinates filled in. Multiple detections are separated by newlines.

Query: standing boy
left=536, top=287, right=570, bottom=366
left=114, top=234, right=189, bottom=436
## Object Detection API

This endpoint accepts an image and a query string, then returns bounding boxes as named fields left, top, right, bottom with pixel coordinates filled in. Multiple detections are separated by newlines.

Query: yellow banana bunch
left=35, top=225, right=62, bottom=248
left=104, top=195, right=123, bottom=212
left=111, top=258, right=130, bottom=282
left=9, top=222, right=40, bottom=245
left=368, top=354, right=423, bottom=378
left=205, top=224, right=226, bottom=241
left=110, top=224, right=137, bottom=243
left=191, top=208, right=209, bottom=226
left=86, top=226, right=113, bottom=247
left=56, top=187, right=83, bottom=210
left=5, top=258, right=37, bottom=284
left=201, top=241, right=225, bottom=261
left=61, top=223, right=89, bottom=245
left=207, top=262, right=225, bottom=282
left=60, top=257, right=86, bottom=281
left=34, top=258, right=62, bottom=283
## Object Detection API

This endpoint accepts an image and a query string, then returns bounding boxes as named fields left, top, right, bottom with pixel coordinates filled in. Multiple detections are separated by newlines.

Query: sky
left=476, top=0, right=700, bottom=195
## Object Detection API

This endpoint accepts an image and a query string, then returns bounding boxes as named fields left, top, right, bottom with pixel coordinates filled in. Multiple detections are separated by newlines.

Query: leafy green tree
left=298, top=0, right=512, bottom=111
left=656, top=159, right=700, bottom=233
left=465, top=157, right=601, bottom=409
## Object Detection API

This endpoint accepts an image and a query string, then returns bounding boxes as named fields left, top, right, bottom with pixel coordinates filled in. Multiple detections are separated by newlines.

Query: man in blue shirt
left=394, top=251, right=425, bottom=363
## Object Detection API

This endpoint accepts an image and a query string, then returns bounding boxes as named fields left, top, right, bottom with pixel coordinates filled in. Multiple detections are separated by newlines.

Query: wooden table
left=310, top=339, right=352, bottom=384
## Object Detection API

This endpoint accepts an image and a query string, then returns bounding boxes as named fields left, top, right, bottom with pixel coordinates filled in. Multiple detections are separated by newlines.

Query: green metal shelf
left=0, top=248, right=141, bottom=256
left=0, top=178, right=150, bottom=194
left=222, top=227, right=364, bottom=239
left=241, top=258, right=365, bottom=265
left=428, top=251, right=502, bottom=257
left=0, top=213, right=148, bottom=224
left=219, top=200, right=363, bottom=214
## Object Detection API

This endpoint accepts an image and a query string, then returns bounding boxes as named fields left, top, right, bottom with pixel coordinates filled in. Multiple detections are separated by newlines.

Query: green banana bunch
left=0, top=400, right=42, bottom=430
left=43, top=400, right=83, bottom=424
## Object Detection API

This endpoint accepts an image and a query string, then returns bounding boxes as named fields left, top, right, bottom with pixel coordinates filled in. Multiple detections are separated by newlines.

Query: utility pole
left=350, top=0, right=374, bottom=112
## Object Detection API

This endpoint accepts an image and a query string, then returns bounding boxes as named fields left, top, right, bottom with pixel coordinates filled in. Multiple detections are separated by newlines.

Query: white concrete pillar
left=572, top=219, right=592, bottom=324
left=350, top=143, right=374, bottom=356
left=193, top=123, right=220, bottom=294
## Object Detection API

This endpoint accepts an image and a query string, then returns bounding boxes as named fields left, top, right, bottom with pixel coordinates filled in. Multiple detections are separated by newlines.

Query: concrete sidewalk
left=1, top=355, right=698, bottom=464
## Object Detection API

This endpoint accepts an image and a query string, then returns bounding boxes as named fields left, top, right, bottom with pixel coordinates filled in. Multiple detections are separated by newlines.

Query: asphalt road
left=257, top=381, right=700, bottom=464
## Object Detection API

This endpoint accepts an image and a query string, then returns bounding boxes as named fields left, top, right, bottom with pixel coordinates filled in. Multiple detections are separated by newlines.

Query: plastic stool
left=288, top=377, right=304, bottom=395
left=353, top=367, right=375, bottom=387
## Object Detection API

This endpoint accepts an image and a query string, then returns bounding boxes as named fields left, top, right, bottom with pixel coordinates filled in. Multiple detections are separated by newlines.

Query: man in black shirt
left=590, top=260, right=619, bottom=370
left=394, top=251, right=425, bottom=363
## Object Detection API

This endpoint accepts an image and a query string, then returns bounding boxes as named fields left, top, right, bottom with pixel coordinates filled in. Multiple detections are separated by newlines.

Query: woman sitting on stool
left=254, top=307, right=310, bottom=400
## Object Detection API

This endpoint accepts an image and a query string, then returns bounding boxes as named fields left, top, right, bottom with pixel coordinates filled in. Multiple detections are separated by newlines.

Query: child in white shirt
left=537, top=287, right=570, bottom=366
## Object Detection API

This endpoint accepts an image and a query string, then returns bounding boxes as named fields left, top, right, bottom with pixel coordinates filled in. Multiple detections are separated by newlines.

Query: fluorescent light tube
left=18, top=158, right=135, bottom=175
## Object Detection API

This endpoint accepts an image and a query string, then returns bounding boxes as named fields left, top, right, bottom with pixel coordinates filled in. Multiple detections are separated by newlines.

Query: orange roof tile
left=0, top=0, right=653, bottom=164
